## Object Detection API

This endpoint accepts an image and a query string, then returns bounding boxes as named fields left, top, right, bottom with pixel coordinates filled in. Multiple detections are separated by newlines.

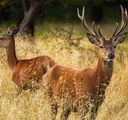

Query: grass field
left=0, top=22, right=128, bottom=120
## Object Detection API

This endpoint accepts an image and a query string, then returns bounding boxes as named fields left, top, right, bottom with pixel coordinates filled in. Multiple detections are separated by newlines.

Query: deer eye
left=99, top=45, right=104, bottom=49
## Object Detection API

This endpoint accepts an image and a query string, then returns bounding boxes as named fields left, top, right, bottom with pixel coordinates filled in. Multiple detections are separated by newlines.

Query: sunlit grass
left=0, top=22, right=128, bottom=120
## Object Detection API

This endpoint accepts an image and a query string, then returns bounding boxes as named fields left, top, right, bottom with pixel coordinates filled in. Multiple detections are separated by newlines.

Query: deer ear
left=87, top=33, right=100, bottom=45
left=114, top=32, right=127, bottom=45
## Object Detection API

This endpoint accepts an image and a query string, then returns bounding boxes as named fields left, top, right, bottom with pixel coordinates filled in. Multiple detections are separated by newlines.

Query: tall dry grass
left=0, top=22, right=128, bottom=120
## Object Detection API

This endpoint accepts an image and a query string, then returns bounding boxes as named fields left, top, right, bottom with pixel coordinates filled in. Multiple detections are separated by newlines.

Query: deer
left=41, top=6, right=128, bottom=120
left=0, top=26, right=56, bottom=94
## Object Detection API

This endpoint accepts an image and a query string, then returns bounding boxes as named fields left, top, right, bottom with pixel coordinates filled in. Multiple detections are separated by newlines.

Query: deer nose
left=108, top=53, right=115, bottom=59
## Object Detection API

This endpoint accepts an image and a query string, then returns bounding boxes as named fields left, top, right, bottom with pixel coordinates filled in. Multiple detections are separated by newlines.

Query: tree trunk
left=17, top=0, right=41, bottom=37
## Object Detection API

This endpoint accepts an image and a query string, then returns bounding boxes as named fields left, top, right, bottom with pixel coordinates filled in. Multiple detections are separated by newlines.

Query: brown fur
left=41, top=17, right=127, bottom=120
left=13, top=55, right=55, bottom=91
left=42, top=6, right=128, bottom=120
left=42, top=52, right=113, bottom=120
left=0, top=34, right=56, bottom=93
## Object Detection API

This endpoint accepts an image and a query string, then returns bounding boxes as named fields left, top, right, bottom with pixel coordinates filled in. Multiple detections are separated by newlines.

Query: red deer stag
left=41, top=6, right=128, bottom=120
left=0, top=27, right=56, bottom=94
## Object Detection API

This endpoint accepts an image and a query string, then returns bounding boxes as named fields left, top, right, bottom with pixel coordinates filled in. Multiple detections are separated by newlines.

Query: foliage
left=0, top=0, right=10, bottom=8
left=0, top=0, right=123, bottom=22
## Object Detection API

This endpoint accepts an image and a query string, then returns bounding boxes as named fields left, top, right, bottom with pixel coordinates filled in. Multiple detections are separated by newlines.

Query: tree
left=17, top=0, right=41, bottom=37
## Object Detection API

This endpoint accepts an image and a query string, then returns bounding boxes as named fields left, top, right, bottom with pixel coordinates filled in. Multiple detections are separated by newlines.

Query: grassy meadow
left=0, top=21, right=128, bottom=120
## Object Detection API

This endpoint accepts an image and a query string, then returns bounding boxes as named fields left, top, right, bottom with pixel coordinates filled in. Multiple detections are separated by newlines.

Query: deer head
left=0, top=26, right=19, bottom=48
left=77, top=6, right=128, bottom=62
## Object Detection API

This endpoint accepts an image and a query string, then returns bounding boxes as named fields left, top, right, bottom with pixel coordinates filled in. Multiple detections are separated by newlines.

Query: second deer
left=0, top=27, right=56, bottom=94
left=41, top=6, right=128, bottom=120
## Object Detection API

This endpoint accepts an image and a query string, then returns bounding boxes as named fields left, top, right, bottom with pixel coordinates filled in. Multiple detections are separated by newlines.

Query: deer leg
left=89, top=99, right=100, bottom=120
left=89, top=103, right=96, bottom=120
left=50, top=103, right=58, bottom=120
left=77, top=99, right=89, bottom=120
left=60, top=108, right=71, bottom=120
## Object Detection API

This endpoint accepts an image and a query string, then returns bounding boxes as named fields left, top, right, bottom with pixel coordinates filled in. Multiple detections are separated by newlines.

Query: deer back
left=12, top=55, right=56, bottom=88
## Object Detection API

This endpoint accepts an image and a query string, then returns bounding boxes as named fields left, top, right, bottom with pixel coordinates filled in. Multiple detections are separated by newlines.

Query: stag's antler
left=112, top=5, right=128, bottom=38
left=77, top=6, right=128, bottom=40
left=77, top=6, right=104, bottom=40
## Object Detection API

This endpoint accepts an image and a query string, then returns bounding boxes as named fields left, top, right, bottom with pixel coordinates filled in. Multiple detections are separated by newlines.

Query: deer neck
left=92, top=53, right=114, bottom=107
left=94, top=53, right=113, bottom=86
left=6, top=36, right=18, bottom=70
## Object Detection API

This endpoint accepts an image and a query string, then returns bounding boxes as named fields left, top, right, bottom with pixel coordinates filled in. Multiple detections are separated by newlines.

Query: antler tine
left=82, top=6, right=85, bottom=19
left=124, top=7, right=127, bottom=16
left=119, top=6, right=128, bottom=30
left=112, top=22, right=119, bottom=37
left=120, top=5, right=126, bottom=29
left=121, top=5, right=124, bottom=24
left=98, top=25, right=105, bottom=39
left=112, top=5, right=128, bottom=37
left=92, top=21, right=100, bottom=38
left=77, top=6, right=94, bottom=35
left=112, top=6, right=124, bottom=37
left=77, top=6, right=105, bottom=40
left=124, top=7, right=128, bottom=25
